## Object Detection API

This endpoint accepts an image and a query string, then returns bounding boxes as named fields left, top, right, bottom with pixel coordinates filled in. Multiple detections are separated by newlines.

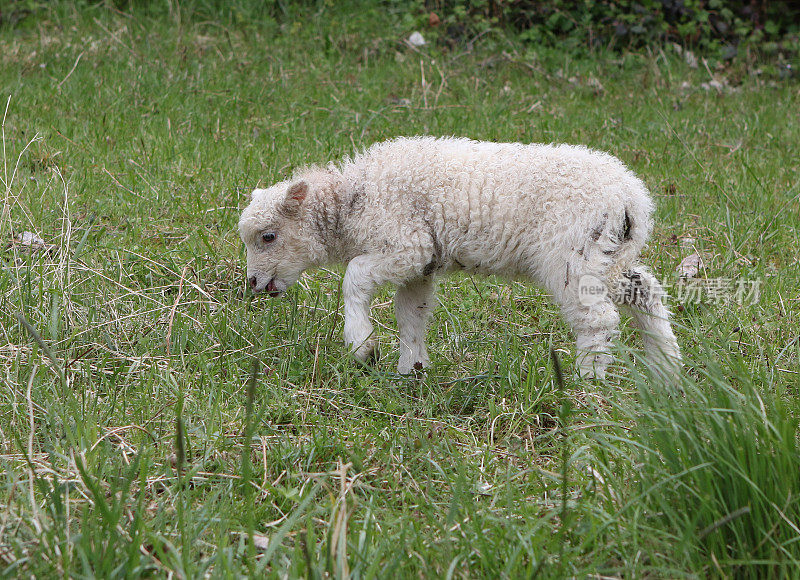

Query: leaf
left=6, top=231, right=56, bottom=255
left=676, top=253, right=704, bottom=278
left=252, top=535, right=270, bottom=551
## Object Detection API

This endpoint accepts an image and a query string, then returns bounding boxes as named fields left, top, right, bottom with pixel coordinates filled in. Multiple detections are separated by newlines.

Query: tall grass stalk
left=242, top=358, right=258, bottom=576
left=600, top=347, right=800, bottom=575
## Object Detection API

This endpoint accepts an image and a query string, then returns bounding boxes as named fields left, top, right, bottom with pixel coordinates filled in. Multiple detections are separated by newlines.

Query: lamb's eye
left=262, top=232, right=276, bottom=244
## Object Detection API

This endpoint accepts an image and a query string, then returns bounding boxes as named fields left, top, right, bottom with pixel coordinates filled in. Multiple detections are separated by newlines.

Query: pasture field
left=1, top=2, right=799, bottom=577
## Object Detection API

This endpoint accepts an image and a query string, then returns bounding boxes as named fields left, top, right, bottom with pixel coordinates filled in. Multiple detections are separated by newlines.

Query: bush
left=419, top=0, right=800, bottom=56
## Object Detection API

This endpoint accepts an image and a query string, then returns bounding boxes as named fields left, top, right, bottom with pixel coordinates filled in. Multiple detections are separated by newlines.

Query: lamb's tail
left=585, top=196, right=653, bottom=292
left=612, top=265, right=682, bottom=374
left=606, top=199, right=653, bottom=279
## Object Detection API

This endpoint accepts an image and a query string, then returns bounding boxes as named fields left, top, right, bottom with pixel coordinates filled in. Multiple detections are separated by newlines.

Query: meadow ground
left=1, top=2, right=799, bottom=577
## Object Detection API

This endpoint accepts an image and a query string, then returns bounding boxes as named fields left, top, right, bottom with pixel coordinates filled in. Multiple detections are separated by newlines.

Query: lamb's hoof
left=398, top=358, right=430, bottom=375
left=353, top=340, right=379, bottom=366
left=576, top=352, right=611, bottom=381
left=576, top=368, right=605, bottom=381
left=650, top=356, right=684, bottom=389
left=576, top=361, right=607, bottom=381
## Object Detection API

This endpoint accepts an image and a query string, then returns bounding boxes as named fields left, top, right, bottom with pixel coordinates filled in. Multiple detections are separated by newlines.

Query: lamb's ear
left=283, top=181, right=308, bottom=214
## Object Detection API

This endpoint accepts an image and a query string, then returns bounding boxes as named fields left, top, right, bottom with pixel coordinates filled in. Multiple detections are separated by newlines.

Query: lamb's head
left=239, top=180, right=319, bottom=296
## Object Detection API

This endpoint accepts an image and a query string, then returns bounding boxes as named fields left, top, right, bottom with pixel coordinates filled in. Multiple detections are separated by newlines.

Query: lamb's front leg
left=343, top=255, right=388, bottom=363
left=394, top=277, right=436, bottom=374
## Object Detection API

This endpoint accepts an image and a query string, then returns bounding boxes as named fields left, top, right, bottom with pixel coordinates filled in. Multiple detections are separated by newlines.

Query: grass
left=1, top=1, right=799, bottom=577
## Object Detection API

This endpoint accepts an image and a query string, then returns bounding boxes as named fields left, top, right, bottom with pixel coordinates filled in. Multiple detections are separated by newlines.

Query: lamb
left=239, top=136, right=681, bottom=379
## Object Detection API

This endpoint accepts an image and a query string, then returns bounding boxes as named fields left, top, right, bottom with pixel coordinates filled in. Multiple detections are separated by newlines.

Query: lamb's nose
left=247, top=276, right=258, bottom=290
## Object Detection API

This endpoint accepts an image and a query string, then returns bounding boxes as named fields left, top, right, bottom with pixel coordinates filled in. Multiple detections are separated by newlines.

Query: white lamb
left=239, top=136, right=680, bottom=379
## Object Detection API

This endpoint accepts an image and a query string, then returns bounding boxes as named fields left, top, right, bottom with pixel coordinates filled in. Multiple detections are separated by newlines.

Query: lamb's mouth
left=264, top=279, right=282, bottom=297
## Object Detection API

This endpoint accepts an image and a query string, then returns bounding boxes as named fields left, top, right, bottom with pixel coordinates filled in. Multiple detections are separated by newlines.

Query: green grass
left=1, top=2, right=799, bottom=577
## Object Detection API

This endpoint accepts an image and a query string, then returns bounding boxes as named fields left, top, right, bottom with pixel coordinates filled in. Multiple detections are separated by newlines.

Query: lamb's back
left=341, top=137, right=652, bottom=275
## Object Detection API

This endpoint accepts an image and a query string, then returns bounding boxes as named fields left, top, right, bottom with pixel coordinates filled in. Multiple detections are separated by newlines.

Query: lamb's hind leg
left=614, top=265, right=681, bottom=374
left=560, top=292, right=621, bottom=380
left=394, top=277, right=436, bottom=374
left=552, top=212, right=625, bottom=379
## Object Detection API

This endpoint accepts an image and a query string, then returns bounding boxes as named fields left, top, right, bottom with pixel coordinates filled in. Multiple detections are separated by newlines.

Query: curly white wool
left=239, top=136, right=681, bottom=378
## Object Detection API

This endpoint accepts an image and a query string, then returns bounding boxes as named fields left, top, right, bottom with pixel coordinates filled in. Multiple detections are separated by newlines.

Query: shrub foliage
left=421, top=0, right=799, bottom=54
